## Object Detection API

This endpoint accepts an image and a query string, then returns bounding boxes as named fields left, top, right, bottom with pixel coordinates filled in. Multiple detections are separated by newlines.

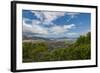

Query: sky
left=22, top=10, right=91, bottom=38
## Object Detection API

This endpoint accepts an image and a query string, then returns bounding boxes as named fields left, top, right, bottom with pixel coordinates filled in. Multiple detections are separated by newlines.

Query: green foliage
left=23, top=32, right=91, bottom=62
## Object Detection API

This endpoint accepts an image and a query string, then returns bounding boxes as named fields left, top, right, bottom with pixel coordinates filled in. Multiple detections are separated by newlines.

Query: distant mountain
left=23, top=35, right=77, bottom=40
left=23, top=35, right=30, bottom=40
left=31, top=37, right=50, bottom=40
left=23, top=35, right=50, bottom=40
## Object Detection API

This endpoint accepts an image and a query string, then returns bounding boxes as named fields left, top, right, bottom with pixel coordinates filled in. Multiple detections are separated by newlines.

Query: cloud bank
left=22, top=10, right=81, bottom=38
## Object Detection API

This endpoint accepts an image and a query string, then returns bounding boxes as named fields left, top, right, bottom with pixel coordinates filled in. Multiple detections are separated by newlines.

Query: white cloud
left=51, top=26, right=66, bottom=34
left=23, top=18, right=76, bottom=35
left=67, top=32, right=77, bottom=36
left=66, top=12, right=79, bottom=17
left=50, top=24, right=76, bottom=34
left=32, top=20, right=41, bottom=25
left=31, top=23, right=48, bottom=35
left=64, top=24, right=75, bottom=29
left=42, top=12, right=65, bottom=24
left=31, top=11, right=43, bottom=21
left=23, top=11, right=77, bottom=37
left=31, top=19, right=49, bottom=34
left=23, top=18, right=32, bottom=33
left=31, top=11, right=66, bottom=25
left=66, top=12, right=80, bottom=22
left=23, top=18, right=48, bottom=35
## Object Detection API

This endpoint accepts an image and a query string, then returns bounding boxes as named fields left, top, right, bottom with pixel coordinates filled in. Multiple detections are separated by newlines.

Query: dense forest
left=22, top=32, right=91, bottom=62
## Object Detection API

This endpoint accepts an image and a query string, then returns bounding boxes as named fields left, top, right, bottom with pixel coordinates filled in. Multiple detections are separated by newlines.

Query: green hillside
left=23, top=32, right=91, bottom=62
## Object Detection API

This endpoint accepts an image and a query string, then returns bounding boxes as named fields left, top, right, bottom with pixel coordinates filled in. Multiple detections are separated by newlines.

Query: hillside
left=22, top=32, right=91, bottom=62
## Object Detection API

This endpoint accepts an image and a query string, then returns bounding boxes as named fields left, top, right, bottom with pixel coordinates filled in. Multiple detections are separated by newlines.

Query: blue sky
left=22, top=10, right=91, bottom=38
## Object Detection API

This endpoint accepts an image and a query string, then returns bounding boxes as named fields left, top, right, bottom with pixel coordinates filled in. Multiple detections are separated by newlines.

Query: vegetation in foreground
left=22, top=32, right=91, bottom=62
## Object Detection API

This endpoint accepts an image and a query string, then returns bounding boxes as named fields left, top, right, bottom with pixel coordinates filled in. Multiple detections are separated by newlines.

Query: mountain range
left=23, top=35, right=76, bottom=41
